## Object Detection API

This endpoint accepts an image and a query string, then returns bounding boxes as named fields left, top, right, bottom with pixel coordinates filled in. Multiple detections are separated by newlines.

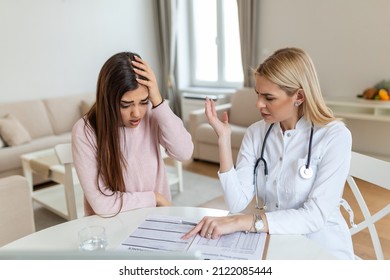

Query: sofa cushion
left=230, top=124, right=249, bottom=149
left=44, top=95, right=84, bottom=135
left=80, top=99, right=95, bottom=116
left=195, top=123, right=247, bottom=149
left=44, top=94, right=95, bottom=135
left=229, top=88, right=261, bottom=127
left=0, top=133, right=71, bottom=172
left=195, top=124, right=217, bottom=144
left=0, top=100, right=54, bottom=139
left=0, top=114, right=32, bottom=146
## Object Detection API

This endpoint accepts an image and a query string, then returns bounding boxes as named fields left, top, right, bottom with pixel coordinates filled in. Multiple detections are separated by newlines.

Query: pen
left=179, top=220, right=198, bottom=226
left=146, top=217, right=198, bottom=226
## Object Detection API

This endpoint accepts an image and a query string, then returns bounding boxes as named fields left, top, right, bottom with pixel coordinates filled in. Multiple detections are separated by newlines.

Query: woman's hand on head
left=131, top=56, right=163, bottom=107
left=205, top=97, right=231, bottom=139
left=154, top=192, right=171, bottom=207
left=181, top=214, right=252, bottom=240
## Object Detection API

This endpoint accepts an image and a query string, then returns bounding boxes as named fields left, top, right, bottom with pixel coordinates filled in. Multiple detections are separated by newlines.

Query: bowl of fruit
left=358, top=80, right=390, bottom=101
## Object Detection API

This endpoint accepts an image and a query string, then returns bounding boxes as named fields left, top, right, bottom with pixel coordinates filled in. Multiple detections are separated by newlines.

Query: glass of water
left=78, top=225, right=108, bottom=252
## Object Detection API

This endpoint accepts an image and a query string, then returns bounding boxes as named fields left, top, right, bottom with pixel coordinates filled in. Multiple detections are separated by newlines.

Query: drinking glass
left=78, top=225, right=108, bottom=252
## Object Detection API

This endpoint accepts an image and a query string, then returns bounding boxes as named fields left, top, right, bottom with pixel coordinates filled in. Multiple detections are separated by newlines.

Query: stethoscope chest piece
left=253, top=123, right=315, bottom=211
left=299, top=165, right=313, bottom=179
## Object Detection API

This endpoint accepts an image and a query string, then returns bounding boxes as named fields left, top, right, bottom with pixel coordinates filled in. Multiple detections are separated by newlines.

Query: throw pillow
left=0, top=137, right=5, bottom=148
left=0, top=114, right=32, bottom=146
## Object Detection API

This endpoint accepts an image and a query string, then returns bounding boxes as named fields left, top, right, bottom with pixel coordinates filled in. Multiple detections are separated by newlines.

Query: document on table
left=119, top=215, right=269, bottom=260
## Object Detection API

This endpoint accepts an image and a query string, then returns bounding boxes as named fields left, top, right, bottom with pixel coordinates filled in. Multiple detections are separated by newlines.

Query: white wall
left=0, top=0, right=160, bottom=103
left=3, top=1, right=390, bottom=103
left=258, top=0, right=390, bottom=98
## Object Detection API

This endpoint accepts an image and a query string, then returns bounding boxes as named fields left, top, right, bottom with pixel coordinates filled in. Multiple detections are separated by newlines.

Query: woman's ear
left=295, top=89, right=305, bottom=104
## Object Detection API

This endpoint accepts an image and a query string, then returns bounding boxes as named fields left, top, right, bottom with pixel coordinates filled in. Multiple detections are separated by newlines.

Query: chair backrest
left=229, top=87, right=261, bottom=127
left=346, top=151, right=390, bottom=259
left=55, top=142, right=73, bottom=164
left=0, top=175, right=35, bottom=246
left=55, top=143, right=78, bottom=220
left=160, top=145, right=183, bottom=193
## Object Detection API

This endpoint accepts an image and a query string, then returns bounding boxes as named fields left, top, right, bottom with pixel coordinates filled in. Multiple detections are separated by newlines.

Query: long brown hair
left=84, top=52, right=146, bottom=202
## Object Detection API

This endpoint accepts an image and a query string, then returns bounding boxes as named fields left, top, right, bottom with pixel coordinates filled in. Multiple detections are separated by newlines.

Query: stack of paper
left=119, top=215, right=269, bottom=260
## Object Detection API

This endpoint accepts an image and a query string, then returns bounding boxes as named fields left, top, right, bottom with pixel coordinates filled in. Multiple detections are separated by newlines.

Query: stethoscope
left=253, top=123, right=314, bottom=210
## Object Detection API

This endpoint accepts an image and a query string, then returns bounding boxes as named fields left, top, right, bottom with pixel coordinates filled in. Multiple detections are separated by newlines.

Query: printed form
left=119, top=215, right=268, bottom=260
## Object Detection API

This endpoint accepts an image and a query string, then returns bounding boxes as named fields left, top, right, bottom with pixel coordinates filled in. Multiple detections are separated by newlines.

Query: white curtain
left=155, top=0, right=181, bottom=116
left=236, top=0, right=260, bottom=87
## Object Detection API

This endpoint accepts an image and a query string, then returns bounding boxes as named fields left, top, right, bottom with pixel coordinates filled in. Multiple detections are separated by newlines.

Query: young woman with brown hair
left=72, top=52, right=193, bottom=216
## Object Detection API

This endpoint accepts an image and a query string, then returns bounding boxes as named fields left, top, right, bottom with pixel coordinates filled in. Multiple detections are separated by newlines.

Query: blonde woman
left=183, top=48, right=354, bottom=259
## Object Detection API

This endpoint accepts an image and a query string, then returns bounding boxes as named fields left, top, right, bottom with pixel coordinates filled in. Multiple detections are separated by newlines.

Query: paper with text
left=119, top=215, right=268, bottom=260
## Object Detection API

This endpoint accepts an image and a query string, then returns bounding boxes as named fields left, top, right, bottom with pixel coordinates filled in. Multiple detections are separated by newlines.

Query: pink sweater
left=72, top=101, right=193, bottom=216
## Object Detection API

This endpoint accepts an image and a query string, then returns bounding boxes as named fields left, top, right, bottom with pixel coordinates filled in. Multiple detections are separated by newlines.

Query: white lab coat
left=219, top=118, right=354, bottom=259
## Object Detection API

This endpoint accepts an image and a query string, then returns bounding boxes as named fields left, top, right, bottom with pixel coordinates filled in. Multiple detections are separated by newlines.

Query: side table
left=21, top=148, right=84, bottom=220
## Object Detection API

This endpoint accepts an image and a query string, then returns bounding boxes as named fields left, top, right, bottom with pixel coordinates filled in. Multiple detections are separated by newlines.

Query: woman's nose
left=256, top=97, right=265, bottom=109
left=131, top=105, right=140, bottom=117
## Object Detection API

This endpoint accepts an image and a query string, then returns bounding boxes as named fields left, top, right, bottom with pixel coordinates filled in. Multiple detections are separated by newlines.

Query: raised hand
left=205, top=97, right=231, bottom=139
left=131, top=56, right=163, bottom=107
left=205, top=97, right=234, bottom=172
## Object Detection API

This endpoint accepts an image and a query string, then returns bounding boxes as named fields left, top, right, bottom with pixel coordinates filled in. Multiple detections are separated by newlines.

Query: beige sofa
left=0, top=93, right=94, bottom=184
left=188, top=87, right=262, bottom=164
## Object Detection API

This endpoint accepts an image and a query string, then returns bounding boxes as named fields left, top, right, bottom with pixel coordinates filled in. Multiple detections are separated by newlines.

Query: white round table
left=1, top=206, right=337, bottom=259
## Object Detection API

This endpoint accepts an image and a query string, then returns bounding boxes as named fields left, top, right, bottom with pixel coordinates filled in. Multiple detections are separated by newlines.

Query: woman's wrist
left=260, top=213, right=269, bottom=233
left=239, top=213, right=269, bottom=234
left=244, top=214, right=256, bottom=234
left=236, top=214, right=255, bottom=233
left=217, top=131, right=231, bottom=143
left=151, top=97, right=164, bottom=108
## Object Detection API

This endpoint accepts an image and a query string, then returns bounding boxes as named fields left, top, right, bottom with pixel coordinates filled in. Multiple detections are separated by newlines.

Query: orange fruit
left=378, top=89, right=389, bottom=100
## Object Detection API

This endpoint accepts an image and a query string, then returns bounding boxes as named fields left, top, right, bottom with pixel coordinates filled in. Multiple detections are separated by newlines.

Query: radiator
left=181, top=92, right=231, bottom=126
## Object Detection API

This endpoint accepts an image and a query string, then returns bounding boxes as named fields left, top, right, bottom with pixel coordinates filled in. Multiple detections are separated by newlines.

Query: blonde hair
left=256, top=47, right=335, bottom=126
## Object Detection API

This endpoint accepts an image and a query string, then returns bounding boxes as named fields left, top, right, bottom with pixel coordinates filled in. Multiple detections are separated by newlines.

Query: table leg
left=21, top=157, right=34, bottom=193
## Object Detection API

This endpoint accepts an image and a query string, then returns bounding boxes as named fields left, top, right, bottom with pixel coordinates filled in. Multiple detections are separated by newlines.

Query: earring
left=294, top=102, right=300, bottom=107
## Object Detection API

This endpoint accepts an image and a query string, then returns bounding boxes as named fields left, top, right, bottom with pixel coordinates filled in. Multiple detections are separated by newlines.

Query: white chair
left=0, top=175, right=35, bottom=246
left=346, top=151, right=390, bottom=259
left=160, top=145, right=183, bottom=193
left=54, top=143, right=84, bottom=220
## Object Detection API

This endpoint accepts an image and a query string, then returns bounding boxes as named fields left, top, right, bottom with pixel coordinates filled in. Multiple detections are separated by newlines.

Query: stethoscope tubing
left=306, top=125, right=314, bottom=169
left=253, top=122, right=314, bottom=210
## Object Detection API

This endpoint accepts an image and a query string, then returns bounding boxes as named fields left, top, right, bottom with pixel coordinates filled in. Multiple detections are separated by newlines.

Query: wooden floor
left=179, top=159, right=390, bottom=260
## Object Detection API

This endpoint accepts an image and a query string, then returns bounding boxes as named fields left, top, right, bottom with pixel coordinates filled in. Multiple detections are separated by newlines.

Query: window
left=189, top=0, right=243, bottom=88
